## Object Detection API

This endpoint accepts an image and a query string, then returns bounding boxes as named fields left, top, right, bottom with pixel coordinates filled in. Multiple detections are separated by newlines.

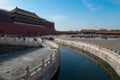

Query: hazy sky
left=0, top=0, right=120, bottom=30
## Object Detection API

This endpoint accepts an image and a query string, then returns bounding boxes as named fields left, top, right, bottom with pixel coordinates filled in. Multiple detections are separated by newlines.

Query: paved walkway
left=0, top=42, right=56, bottom=80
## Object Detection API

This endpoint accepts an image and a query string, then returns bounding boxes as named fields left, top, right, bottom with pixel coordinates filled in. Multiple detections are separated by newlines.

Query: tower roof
left=9, top=7, right=40, bottom=19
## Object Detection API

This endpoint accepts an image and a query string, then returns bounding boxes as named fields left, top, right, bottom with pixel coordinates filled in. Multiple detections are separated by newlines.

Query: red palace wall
left=0, top=23, right=57, bottom=36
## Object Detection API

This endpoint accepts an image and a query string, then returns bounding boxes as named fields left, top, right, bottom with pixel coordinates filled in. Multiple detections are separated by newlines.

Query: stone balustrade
left=16, top=41, right=60, bottom=80
left=55, top=38, right=120, bottom=77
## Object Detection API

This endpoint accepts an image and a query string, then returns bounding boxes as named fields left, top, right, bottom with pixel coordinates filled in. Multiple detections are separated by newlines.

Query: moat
left=52, top=48, right=112, bottom=80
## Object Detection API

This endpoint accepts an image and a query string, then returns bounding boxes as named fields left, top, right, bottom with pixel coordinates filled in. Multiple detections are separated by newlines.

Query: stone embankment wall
left=55, top=38, right=120, bottom=77
left=0, top=37, right=42, bottom=55
left=17, top=41, right=60, bottom=80
left=0, top=44, right=39, bottom=55
left=0, top=37, right=41, bottom=46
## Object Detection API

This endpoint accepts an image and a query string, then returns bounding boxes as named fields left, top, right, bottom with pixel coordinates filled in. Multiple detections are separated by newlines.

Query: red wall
left=0, top=23, right=57, bottom=36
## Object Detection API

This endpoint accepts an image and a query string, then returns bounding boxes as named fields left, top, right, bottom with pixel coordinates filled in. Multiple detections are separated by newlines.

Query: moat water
left=52, top=48, right=112, bottom=80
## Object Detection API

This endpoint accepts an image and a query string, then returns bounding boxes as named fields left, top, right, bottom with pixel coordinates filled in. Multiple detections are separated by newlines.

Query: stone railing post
left=56, top=50, right=58, bottom=57
left=42, top=58, right=45, bottom=68
left=50, top=54, right=52, bottom=63
left=58, top=48, right=60, bottom=54
left=25, top=65, right=31, bottom=80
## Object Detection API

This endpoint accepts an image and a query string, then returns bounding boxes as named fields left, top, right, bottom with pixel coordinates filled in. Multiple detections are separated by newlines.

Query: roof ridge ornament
left=16, top=6, right=18, bottom=9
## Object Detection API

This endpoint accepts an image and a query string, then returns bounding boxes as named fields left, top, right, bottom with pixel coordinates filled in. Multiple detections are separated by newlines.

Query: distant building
left=57, top=31, right=80, bottom=34
left=96, top=30, right=120, bottom=35
left=80, top=29, right=96, bottom=34
left=80, top=29, right=120, bottom=35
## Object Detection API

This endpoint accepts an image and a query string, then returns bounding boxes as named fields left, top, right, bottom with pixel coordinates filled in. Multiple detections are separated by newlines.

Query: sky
left=0, top=0, right=120, bottom=31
